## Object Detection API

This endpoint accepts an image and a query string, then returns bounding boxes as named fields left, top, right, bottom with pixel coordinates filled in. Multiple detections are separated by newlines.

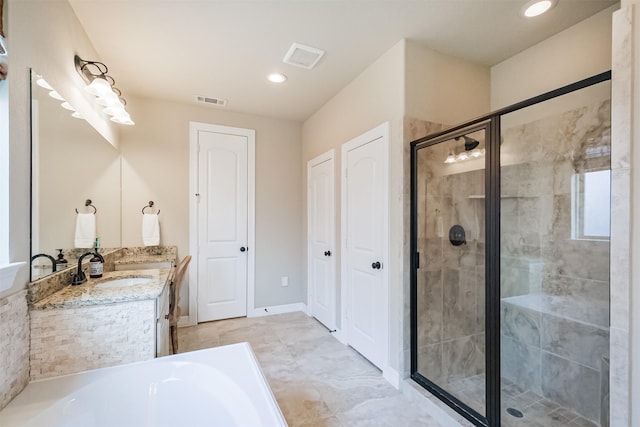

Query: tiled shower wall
left=500, top=98, right=611, bottom=422
left=416, top=140, right=486, bottom=387
left=0, top=291, right=30, bottom=410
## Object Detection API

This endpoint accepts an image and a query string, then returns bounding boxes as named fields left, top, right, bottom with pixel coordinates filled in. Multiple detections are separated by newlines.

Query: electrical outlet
left=281, top=276, right=289, bottom=287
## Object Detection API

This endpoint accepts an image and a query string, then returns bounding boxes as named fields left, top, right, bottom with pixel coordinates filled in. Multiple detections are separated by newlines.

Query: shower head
left=456, top=135, right=480, bottom=151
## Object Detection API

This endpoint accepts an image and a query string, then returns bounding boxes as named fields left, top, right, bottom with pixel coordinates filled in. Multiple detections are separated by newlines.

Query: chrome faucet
left=31, top=253, right=57, bottom=273
left=70, top=251, right=96, bottom=286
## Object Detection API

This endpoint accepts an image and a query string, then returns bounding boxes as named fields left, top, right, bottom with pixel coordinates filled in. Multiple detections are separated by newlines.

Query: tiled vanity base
left=0, top=291, right=29, bottom=410
left=30, top=300, right=155, bottom=380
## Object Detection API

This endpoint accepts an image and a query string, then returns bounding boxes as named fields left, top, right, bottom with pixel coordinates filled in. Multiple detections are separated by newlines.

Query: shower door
left=499, top=80, right=611, bottom=427
left=411, top=124, right=494, bottom=425
left=410, top=72, right=611, bottom=427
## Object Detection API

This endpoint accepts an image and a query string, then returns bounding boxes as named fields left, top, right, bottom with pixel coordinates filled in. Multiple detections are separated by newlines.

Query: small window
left=571, top=169, right=611, bottom=241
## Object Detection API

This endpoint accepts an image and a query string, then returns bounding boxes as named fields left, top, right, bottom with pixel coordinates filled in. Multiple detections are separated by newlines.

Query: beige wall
left=491, top=5, right=616, bottom=110
left=120, top=97, right=303, bottom=312
left=405, top=40, right=490, bottom=125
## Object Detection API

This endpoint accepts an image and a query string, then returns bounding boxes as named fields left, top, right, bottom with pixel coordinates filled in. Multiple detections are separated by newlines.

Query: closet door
left=308, top=151, right=336, bottom=330
left=196, top=126, right=251, bottom=322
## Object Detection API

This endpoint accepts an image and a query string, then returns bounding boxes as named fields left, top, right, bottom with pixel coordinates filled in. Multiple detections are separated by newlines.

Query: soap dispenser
left=89, top=238, right=104, bottom=278
left=55, top=249, right=68, bottom=271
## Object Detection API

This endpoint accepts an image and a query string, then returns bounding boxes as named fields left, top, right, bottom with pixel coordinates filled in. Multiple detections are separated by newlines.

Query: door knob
left=372, top=261, right=382, bottom=270
left=324, top=250, right=332, bottom=257
left=240, top=247, right=246, bottom=252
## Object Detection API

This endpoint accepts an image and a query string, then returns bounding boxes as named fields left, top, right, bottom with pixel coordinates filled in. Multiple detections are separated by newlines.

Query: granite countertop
left=32, top=268, right=172, bottom=310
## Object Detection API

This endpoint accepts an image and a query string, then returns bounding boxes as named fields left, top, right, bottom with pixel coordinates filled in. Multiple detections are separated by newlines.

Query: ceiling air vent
left=196, top=96, right=227, bottom=107
left=283, top=42, right=325, bottom=69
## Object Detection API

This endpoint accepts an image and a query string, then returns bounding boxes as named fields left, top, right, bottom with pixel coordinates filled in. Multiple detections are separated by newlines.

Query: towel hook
left=75, top=199, right=97, bottom=214
left=142, top=201, right=160, bottom=215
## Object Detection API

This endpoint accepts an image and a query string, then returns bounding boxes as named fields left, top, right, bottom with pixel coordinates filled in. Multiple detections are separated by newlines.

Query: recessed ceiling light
left=267, top=73, right=287, bottom=84
left=521, top=0, right=557, bottom=18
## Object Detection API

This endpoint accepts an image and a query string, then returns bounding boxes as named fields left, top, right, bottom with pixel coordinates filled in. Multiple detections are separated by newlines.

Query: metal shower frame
left=409, top=70, right=611, bottom=427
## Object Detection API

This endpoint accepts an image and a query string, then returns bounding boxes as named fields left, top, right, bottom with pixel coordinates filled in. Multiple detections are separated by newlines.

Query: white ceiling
left=68, top=0, right=618, bottom=122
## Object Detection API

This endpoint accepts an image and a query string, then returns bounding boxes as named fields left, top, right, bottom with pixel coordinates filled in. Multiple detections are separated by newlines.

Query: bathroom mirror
left=30, top=70, right=122, bottom=280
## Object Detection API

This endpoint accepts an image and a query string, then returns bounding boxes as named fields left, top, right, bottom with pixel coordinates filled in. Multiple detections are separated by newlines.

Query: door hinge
left=415, top=252, right=420, bottom=269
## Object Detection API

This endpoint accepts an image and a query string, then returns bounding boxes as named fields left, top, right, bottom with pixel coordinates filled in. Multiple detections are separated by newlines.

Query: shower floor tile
left=443, top=373, right=602, bottom=426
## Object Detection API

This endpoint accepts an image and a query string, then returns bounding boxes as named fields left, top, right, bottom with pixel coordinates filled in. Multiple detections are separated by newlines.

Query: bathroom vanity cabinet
left=155, top=280, right=171, bottom=357
left=29, top=268, right=172, bottom=380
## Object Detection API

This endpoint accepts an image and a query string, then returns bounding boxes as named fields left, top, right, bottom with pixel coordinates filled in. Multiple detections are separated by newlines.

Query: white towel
left=142, top=213, right=160, bottom=246
left=74, top=213, right=96, bottom=248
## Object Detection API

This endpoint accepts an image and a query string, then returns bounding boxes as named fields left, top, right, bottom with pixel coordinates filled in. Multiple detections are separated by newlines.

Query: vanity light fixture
left=74, top=55, right=134, bottom=125
left=521, top=0, right=557, bottom=18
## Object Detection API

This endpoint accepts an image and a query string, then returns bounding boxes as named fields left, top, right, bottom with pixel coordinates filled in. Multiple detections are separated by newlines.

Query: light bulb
left=110, top=114, right=135, bottom=125
left=85, top=77, right=113, bottom=96
left=470, top=148, right=482, bottom=158
left=36, top=76, right=53, bottom=90
left=456, top=152, right=469, bottom=162
left=96, top=94, right=124, bottom=108
left=103, top=105, right=127, bottom=117
left=48, top=90, right=64, bottom=101
left=60, top=102, right=75, bottom=111
left=444, top=154, right=456, bottom=164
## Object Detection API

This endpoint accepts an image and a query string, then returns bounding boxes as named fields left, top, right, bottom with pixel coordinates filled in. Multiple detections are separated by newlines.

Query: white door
left=307, top=151, right=336, bottom=331
left=342, top=123, right=389, bottom=370
left=195, top=125, right=253, bottom=322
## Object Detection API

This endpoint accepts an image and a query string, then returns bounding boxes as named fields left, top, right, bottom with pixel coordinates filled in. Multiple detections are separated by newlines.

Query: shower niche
left=410, top=74, right=611, bottom=427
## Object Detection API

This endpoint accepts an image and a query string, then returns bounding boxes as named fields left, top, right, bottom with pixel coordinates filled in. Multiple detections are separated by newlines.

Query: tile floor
left=178, top=311, right=455, bottom=427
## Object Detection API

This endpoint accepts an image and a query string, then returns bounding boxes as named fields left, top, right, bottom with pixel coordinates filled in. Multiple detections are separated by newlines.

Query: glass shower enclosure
left=410, top=74, right=611, bottom=427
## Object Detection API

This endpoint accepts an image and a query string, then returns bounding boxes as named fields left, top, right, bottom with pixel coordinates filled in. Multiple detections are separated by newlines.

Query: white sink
left=95, top=277, right=152, bottom=289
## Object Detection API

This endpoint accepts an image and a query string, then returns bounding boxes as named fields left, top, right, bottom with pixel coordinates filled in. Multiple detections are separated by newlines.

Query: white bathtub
left=0, top=342, right=287, bottom=427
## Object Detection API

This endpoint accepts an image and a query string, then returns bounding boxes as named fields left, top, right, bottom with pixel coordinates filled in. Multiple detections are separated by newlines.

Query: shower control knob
left=324, top=250, right=331, bottom=256
left=372, top=261, right=382, bottom=270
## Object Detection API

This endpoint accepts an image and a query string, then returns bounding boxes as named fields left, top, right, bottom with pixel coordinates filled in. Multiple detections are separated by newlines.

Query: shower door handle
left=371, top=261, right=382, bottom=270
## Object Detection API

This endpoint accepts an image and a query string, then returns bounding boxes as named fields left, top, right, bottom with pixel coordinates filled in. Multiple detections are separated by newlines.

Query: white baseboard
left=248, top=303, right=308, bottom=318
left=330, top=328, right=347, bottom=345
left=383, top=366, right=400, bottom=389
left=179, top=304, right=307, bottom=326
